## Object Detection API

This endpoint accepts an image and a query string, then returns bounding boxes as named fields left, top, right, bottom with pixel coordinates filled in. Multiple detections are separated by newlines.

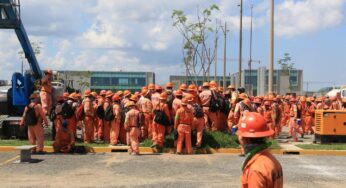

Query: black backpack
left=154, top=109, right=170, bottom=126
left=25, top=104, right=38, bottom=126
left=193, top=104, right=204, bottom=118
left=120, top=104, right=129, bottom=124
left=61, top=102, right=74, bottom=119
left=104, top=105, right=115, bottom=121
left=220, top=98, right=231, bottom=115
left=209, top=90, right=220, bottom=112
left=96, top=105, right=105, bottom=119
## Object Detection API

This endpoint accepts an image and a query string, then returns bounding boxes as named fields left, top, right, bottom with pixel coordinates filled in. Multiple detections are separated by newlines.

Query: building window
left=119, top=78, right=129, bottom=85
left=290, top=75, right=298, bottom=86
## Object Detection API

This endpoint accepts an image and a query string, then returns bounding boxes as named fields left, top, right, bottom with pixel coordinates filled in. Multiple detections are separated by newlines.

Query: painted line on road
left=0, top=155, right=19, bottom=166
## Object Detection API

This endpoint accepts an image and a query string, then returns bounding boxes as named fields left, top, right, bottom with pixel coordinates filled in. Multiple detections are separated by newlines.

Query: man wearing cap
left=174, top=97, right=194, bottom=154
left=238, top=112, right=283, bottom=188
left=40, top=70, right=53, bottom=115
left=137, top=89, right=153, bottom=139
left=20, top=93, right=49, bottom=154
left=82, top=90, right=95, bottom=143
left=180, top=84, right=188, bottom=98
left=124, top=101, right=142, bottom=155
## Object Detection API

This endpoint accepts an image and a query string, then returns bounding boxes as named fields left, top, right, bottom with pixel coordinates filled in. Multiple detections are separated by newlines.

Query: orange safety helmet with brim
left=237, top=112, right=274, bottom=138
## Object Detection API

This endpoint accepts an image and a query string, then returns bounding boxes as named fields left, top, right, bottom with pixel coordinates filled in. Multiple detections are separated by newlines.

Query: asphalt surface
left=0, top=152, right=346, bottom=188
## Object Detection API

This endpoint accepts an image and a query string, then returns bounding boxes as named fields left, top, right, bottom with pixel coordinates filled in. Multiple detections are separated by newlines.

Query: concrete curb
left=1, top=146, right=346, bottom=155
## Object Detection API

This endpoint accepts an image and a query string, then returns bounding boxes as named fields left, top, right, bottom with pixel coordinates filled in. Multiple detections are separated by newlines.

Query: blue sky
left=0, top=0, right=345, bottom=91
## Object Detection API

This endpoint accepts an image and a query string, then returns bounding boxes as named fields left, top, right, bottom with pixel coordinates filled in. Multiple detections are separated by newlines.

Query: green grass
left=0, top=131, right=281, bottom=149
left=296, top=144, right=346, bottom=150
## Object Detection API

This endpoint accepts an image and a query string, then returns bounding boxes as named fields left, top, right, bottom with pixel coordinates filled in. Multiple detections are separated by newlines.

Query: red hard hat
left=237, top=112, right=274, bottom=138
left=155, top=85, right=163, bottom=91
left=166, top=82, right=173, bottom=88
left=175, top=89, right=183, bottom=96
left=159, top=92, right=168, bottom=100
left=112, top=94, right=120, bottom=102
left=188, top=84, right=197, bottom=91
left=148, top=84, right=155, bottom=90
left=180, top=83, right=188, bottom=91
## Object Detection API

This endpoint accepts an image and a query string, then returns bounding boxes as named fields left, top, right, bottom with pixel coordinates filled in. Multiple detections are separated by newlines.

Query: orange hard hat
left=188, top=84, right=197, bottom=91
left=100, top=90, right=107, bottom=96
left=57, top=95, right=64, bottom=102
left=159, top=92, right=168, bottom=100
left=228, top=85, right=235, bottom=89
left=123, top=90, right=131, bottom=97
left=238, top=93, right=248, bottom=99
left=316, top=97, right=322, bottom=102
left=264, top=101, right=271, bottom=106
left=243, top=98, right=251, bottom=106
left=290, top=97, right=296, bottom=102
left=125, top=101, right=136, bottom=108
left=112, top=94, right=120, bottom=102
left=331, top=96, right=337, bottom=101
left=181, top=98, right=188, bottom=106
left=306, top=97, right=311, bottom=103
left=276, top=95, right=282, bottom=99
left=130, top=94, right=139, bottom=102
left=141, top=89, right=149, bottom=96
left=148, top=84, right=155, bottom=90
left=90, top=92, right=97, bottom=98
left=254, top=98, right=262, bottom=104
left=134, top=91, right=140, bottom=96
left=69, top=93, right=77, bottom=101
left=75, top=93, right=81, bottom=98
left=63, top=92, right=69, bottom=99
left=155, top=85, right=163, bottom=91
left=117, top=90, right=123, bottom=96
left=209, top=80, right=217, bottom=87
left=342, top=98, right=346, bottom=103
left=300, top=96, right=306, bottom=102
left=175, top=89, right=183, bottom=96
left=29, top=93, right=38, bottom=99
left=166, top=82, right=173, bottom=88
left=218, top=87, right=224, bottom=92
left=237, top=112, right=274, bottom=138
left=105, top=90, right=113, bottom=98
left=180, top=83, right=188, bottom=91
left=84, top=90, right=91, bottom=97
left=203, top=82, right=210, bottom=87
left=185, top=94, right=194, bottom=102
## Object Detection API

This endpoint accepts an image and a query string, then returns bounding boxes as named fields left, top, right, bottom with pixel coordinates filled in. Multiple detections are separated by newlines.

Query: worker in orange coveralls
left=174, top=97, right=194, bottom=154
left=20, top=93, right=49, bottom=154
left=137, top=89, right=153, bottom=139
left=238, top=112, right=283, bottom=188
left=103, top=91, right=113, bottom=143
left=53, top=120, right=75, bottom=153
left=110, top=94, right=122, bottom=145
left=40, top=70, right=53, bottom=115
left=82, top=90, right=95, bottom=143
left=199, top=82, right=212, bottom=131
left=124, top=101, right=141, bottom=155
left=304, top=98, right=315, bottom=135
left=151, top=92, right=171, bottom=151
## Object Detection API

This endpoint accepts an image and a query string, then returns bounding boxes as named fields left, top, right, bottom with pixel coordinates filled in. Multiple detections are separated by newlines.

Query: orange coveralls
left=21, top=103, right=48, bottom=152
left=53, top=127, right=75, bottom=153
left=152, top=102, right=171, bottom=148
left=82, top=97, right=95, bottom=143
left=137, top=96, right=153, bottom=139
left=40, top=75, right=53, bottom=115
left=110, top=103, right=121, bottom=145
left=175, top=106, right=193, bottom=154
left=241, top=149, right=283, bottom=188
left=124, top=108, right=141, bottom=154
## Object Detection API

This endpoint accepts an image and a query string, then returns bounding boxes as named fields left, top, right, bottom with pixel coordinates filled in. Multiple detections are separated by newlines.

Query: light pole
left=268, top=0, right=274, bottom=94
left=221, top=22, right=229, bottom=90
left=238, top=0, right=243, bottom=88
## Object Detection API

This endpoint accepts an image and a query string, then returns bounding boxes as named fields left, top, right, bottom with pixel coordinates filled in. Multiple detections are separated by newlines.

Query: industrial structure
left=54, top=71, right=155, bottom=93
left=230, top=67, right=303, bottom=96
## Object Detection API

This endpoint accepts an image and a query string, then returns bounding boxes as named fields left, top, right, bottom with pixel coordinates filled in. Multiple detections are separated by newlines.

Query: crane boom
left=0, top=0, right=42, bottom=79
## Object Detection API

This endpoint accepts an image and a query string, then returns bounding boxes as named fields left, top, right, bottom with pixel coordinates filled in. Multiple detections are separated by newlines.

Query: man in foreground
left=238, top=112, right=283, bottom=188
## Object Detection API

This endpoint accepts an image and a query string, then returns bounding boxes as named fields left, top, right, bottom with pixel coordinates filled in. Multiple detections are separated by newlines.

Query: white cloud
left=275, top=0, right=345, bottom=37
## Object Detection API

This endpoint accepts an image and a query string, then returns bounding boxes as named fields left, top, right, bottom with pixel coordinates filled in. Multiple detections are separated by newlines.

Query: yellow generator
left=314, top=110, right=346, bottom=144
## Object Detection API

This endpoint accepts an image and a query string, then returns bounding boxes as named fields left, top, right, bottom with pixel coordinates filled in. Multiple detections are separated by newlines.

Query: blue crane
left=0, top=0, right=43, bottom=115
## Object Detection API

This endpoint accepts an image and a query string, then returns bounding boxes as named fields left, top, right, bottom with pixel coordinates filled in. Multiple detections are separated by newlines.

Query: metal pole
left=268, top=0, right=274, bottom=94
left=223, top=22, right=227, bottom=90
left=214, top=19, right=218, bottom=81
left=238, top=0, right=243, bottom=88
left=249, top=3, right=253, bottom=73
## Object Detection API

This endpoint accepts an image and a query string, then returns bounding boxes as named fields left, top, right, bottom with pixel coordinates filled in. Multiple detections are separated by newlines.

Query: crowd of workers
left=21, top=71, right=346, bottom=186
left=20, top=70, right=346, bottom=156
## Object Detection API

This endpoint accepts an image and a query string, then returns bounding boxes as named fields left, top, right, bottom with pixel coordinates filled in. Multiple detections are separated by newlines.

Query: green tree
left=278, top=53, right=295, bottom=92
left=172, top=4, right=220, bottom=81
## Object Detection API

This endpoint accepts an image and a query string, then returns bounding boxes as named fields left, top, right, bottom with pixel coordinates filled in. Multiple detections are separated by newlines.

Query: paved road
left=0, top=152, right=345, bottom=188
